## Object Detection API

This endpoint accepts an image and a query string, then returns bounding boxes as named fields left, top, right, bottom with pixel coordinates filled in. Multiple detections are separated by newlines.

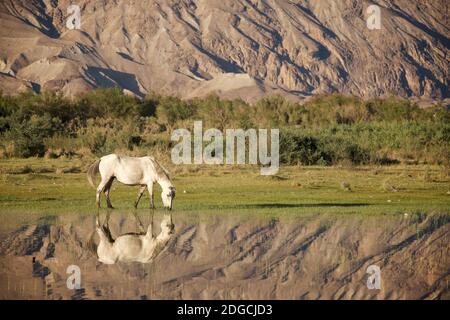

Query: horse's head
left=161, top=185, right=176, bottom=210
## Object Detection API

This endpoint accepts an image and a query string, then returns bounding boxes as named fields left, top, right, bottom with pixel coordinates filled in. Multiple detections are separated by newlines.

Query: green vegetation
left=0, top=90, right=448, bottom=218
left=0, top=158, right=448, bottom=216
left=0, top=89, right=448, bottom=166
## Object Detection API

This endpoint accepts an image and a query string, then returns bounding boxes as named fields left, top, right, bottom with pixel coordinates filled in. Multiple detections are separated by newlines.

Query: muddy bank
left=0, top=212, right=448, bottom=300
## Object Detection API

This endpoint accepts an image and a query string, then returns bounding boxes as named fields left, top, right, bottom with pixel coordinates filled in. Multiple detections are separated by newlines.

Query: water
left=0, top=211, right=448, bottom=300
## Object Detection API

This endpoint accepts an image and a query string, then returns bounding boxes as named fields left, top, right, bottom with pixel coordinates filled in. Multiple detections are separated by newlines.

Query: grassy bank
left=0, top=158, right=448, bottom=216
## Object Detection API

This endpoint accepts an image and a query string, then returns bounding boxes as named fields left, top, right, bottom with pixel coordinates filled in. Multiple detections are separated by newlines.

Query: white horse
left=87, top=154, right=176, bottom=209
left=94, top=213, right=174, bottom=264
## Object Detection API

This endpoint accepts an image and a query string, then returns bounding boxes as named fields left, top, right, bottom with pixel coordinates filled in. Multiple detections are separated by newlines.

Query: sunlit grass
left=0, top=158, right=449, bottom=218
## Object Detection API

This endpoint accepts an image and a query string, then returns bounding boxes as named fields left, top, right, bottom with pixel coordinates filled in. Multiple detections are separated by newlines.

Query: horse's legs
left=147, top=183, right=154, bottom=209
left=146, top=210, right=154, bottom=238
left=131, top=211, right=145, bottom=233
left=104, top=177, right=115, bottom=209
left=102, top=211, right=114, bottom=242
left=96, top=176, right=111, bottom=208
left=134, top=185, right=146, bottom=208
left=95, top=211, right=100, bottom=228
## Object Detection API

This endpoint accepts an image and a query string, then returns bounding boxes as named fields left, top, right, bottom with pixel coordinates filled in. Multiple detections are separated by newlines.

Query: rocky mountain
left=0, top=0, right=448, bottom=101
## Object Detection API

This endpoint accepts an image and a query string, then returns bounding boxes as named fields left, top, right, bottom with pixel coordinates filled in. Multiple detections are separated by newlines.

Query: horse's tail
left=87, top=160, right=100, bottom=188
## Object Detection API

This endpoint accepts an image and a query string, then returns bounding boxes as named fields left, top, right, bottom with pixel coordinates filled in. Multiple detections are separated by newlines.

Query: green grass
left=0, top=158, right=449, bottom=217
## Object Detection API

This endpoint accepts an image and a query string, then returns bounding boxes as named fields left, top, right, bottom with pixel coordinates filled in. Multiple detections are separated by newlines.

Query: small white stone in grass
left=404, top=213, right=409, bottom=217
left=387, top=199, right=392, bottom=203
left=183, top=190, right=187, bottom=194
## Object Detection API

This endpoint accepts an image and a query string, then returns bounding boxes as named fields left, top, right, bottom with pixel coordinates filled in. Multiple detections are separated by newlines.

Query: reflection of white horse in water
left=87, top=154, right=176, bottom=209
left=93, top=213, right=174, bottom=264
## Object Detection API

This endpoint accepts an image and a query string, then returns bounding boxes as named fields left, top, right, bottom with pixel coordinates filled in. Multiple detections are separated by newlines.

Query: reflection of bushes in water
left=409, top=212, right=450, bottom=241
left=0, top=89, right=449, bottom=166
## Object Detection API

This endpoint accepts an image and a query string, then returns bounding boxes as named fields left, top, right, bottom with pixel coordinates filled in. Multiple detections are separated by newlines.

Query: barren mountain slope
left=0, top=0, right=448, bottom=100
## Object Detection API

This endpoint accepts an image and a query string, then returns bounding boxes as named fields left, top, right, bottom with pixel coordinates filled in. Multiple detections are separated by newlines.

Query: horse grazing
left=87, top=154, right=176, bottom=209
left=94, top=213, right=174, bottom=264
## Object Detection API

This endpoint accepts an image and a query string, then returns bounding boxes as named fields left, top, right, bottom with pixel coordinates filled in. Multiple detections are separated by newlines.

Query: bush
left=156, top=96, right=196, bottom=129
left=5, top=114, right=62, bottom=157
left=0, top=90, right=447, bottom=165
left=280, top=130, right=331, bottom=165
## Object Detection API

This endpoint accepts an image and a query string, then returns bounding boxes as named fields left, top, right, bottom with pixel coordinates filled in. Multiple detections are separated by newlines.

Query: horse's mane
left=148, top=157, right=171, bottom=181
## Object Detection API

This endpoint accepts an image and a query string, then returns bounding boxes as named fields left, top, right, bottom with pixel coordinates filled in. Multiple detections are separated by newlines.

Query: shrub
left=280, top=130, right=332, bottom=165
left=156, top=96, right=196, bottom=129
left=6, top=114, right=62, bottom=157
left=0, top=90, right=447, bottom=165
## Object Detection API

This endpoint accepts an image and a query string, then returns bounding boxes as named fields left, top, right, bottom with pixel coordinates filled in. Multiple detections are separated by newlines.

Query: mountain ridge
left=0, top=0, right=448, bottom=101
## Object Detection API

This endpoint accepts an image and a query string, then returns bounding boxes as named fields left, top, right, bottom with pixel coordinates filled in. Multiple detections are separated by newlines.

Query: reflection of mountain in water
left=0, top=212, right=448, bottom=300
